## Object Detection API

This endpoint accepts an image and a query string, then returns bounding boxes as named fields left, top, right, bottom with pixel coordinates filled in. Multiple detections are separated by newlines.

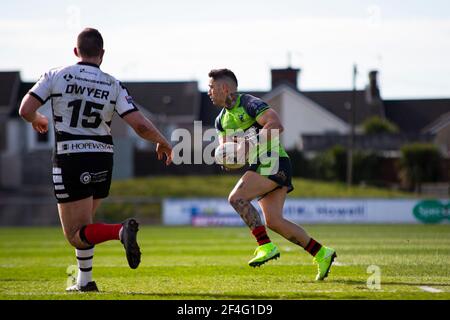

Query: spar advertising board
left=162, top=198, right=450, bottom=226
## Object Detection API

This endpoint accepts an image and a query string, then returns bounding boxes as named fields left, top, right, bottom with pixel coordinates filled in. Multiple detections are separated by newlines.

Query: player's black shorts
left=248, top=156, right=294, bottom=196
left=52, top=153, right=113, bottom=203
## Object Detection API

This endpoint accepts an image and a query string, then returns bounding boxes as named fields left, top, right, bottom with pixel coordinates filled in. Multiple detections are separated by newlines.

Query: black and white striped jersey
left=29, top=62, right=138, bottom=155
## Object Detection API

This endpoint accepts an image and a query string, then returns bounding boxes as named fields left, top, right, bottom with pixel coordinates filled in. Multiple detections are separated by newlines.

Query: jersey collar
left=77, top=61, right=100, bottom=69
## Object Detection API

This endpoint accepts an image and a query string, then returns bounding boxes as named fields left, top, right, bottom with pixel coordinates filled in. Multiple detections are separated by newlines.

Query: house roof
left=0, top=72, right=20, bottom=110
left=123, top=81, right=200, bottom=118
left=384, top=99, right=450, bottom=133
left=421, top=111, right=450, bottom=134
left=302, top=90, right=384, bottom=125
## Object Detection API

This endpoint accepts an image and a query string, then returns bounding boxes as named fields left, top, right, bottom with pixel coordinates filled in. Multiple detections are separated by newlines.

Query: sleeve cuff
left=118, top=108, right=138, bottom=118
left=28, top=91, right=45, bottom=105
left=255, top=107, right=270, bottom=120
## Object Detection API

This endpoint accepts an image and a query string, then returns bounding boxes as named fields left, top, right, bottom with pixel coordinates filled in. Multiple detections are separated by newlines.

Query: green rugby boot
left=313, top=246, right=337, bottom=281
left=248, top=242, right=280, bottom=267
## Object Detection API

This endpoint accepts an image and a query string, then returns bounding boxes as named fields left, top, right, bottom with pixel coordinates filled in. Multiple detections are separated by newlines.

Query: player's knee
left=228, top=190, right=252, bottom=205
left=66, top=233, right=81, bottom=248
left=65, top=228, right=88, bottom=248
left=228, top=192, right=247, bottom=209
left=228, top=192, right=238, bottom=206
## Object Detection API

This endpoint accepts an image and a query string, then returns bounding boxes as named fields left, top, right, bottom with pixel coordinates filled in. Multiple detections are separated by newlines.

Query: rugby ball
left=214, top=142, right=246, bottom=169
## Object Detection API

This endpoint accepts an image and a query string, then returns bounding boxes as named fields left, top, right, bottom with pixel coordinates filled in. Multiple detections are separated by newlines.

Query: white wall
left=266, top=87, right=349, bottom=150
left=283, top=90, right=349, bottom=149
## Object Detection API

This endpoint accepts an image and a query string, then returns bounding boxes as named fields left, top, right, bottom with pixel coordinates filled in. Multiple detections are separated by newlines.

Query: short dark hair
left=77, top=28, right=104, bottom=57
left=208, top=68, right=238, bottom=87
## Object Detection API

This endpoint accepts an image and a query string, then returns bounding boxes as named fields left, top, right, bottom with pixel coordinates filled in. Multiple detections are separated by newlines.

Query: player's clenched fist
left=31, top=113, right=49, bottom=134
left=156, top=141, right=173, bottom=166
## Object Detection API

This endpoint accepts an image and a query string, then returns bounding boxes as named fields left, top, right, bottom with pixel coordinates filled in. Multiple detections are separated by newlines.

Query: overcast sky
left=1, top=0, right=449, bottom=99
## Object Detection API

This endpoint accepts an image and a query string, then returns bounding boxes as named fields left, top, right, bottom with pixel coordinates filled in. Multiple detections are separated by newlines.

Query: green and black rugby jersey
left=214, top=93, right=289, bottom=161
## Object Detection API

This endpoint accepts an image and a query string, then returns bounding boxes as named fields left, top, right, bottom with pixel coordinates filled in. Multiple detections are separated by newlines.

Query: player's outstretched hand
left=31, top=114, right=49, bottom=134
left=156, top=142, right=173, bottom=166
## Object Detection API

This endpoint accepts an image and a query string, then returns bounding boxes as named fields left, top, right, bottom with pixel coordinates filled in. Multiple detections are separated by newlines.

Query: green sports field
left=0, top=224, right=449, bottom=300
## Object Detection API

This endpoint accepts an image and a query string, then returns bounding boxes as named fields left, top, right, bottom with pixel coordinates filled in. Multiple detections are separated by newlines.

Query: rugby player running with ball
left=208, top=68, right=336, bottom=280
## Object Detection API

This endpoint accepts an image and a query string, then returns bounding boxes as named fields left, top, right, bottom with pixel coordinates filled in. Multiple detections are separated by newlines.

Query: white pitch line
left=418, top=286, right=443, bottom=293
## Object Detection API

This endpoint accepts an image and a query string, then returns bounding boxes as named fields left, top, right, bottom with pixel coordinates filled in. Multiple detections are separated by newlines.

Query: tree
left=399, top=143, right=441, bottom=193
left=312, top=145, right=347, bottom=181
left=362, top=116, right=399, bottom=135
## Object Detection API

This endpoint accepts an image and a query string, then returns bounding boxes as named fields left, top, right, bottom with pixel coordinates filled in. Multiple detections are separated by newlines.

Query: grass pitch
left=0, top=224, right=449, bottom=300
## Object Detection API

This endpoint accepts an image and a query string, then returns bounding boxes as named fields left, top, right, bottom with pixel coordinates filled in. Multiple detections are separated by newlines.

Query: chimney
left=365, top=70, right=381, bottom=103
left=271, top=67, right=300, bottom=90
left=365, top=70, right=385, bottom=116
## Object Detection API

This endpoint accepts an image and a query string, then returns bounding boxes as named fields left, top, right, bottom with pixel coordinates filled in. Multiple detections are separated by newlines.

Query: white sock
left=75, top=246, right=94, bottom=287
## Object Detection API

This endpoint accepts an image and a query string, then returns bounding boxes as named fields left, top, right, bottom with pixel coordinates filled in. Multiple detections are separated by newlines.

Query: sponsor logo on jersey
left=80, top=68, right=97, bottom=76
left=74, top=75, right=112, bottom=86
left=57, top=140, right=114, bottom=154
left=63, top=74, right=73, bottom=81
left=125, top=96, right=134, bottom=104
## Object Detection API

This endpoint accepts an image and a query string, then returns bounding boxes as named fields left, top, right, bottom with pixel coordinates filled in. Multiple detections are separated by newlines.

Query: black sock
left=304, top=238, right=322, bottom=257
